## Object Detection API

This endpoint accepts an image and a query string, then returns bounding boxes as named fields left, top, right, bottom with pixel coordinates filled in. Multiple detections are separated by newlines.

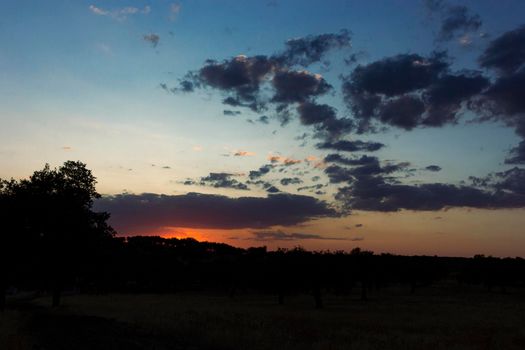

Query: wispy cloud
left=251, top=229, right=347, bottom=241
left=169, top=3, right=181, bottom=21
left=234, top=150, right=255, bottom=157
left=143, top=33, right=160, bottom=47
left=89, top=5, right=151, bottom=21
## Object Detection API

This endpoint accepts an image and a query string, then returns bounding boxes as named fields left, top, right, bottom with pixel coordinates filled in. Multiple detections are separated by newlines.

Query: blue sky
left=1, top=0, right=525, bottom=256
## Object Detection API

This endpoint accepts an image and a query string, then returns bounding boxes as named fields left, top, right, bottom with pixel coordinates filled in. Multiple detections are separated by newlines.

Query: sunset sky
left=1, top=0, right=525, bottom=257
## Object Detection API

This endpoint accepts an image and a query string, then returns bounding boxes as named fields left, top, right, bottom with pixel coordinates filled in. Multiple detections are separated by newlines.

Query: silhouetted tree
left=6, top=161, right=114, bottom=307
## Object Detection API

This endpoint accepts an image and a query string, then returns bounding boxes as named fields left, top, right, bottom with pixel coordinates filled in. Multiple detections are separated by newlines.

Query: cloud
left=378, top=96, right=426, bottom=130
left=335, top=173, right=525, bottom=212
left=268, top=155, right=301, bottom=166
left=280, top=177, right=303, bottom=186
left=251, top=229, right=346, bottom=241
left=345, top=53, right=448, bottom=98
left=266, top=186, right=280, bottom=193
left=173, top=31, right=352, bottom=135
left=425, top=165, right=442, bottom=172
left=324, top=154, right=378, bottom=166
left=297, top=102, right=353, bottom=139
left=193, top=55, right=276, bottom=111
left=223, top=110, right=241, bottom=116
left=506, top=141, right=525, bottom=165
left=472, top=25, right=525, bottom=165
left=316, top=140, right=385, bottom=152
left=271, top=70, right=331, bottom=103
left=297, top=184, right=324, bottom=192
left=343, top=52, right=489, bottom=131
left=234, top=150, right=255, bottom=157
left=89, top=5, right=108, bottom=16
left=324, top=159, right=410, bottom=184
left=169, top=3, right=181, bottom=21
left=143, top=33, right=160, bottom=48
left=95, top=192, right=338, bottom=233
left=425, top=1, right=482, bottom=42
left=249, top=164, right=274, bottom=179
left=470, top=167, right=525, bottom=196
left=88, top=5, right=150, bottom=21
left=273, top=29, right=351, bottom=67
left=473, top=50, right=525, bottom=163
left=479, top=25, right=525, bottom=75
left=198, top=172, right=249, bottom=190
left=438, top=6, right=482, bottom=42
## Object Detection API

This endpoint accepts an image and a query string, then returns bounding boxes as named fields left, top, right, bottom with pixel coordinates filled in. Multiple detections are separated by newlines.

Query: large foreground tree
left=0, top=161, right=114, bottom=308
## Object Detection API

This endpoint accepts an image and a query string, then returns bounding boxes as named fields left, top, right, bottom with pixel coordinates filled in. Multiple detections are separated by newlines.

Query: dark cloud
left=335, top=174, right=525, bottom=212
left=272, top=70, right=331, bottom=103
left=95, top=192, right=338, bottom=233
left=196, top=55, right=276, bottom=111
left=249, top=164, right=274, bottom=180
left=344, top=53, right=448, bottom=98
left=296, top=102, right=353, bottom=139
left=257, top=115, right=269, bottom=124
left=379, top=95, right=426, bottom=130
left=316, top=140, right=385, bottom=152
left=324, top=165, right=355, bottom=183
left=223, top=110, right=241, bottom=116
left=280, top=177, right=303, bottom=186
left=493, top=167, right=525, bottom=195
left=471, top=167, right=525, bottom=196
left=251, top=229, right=346, bottom=241
left=266, top=185, right=280, bottom=193
left=422, top=72, right=489, bottom=126
left=343, top=52, right=490, bottom=131
left=324, top=160, right=410, bottom=184
left=472, top=69, right=525, bottom=160
left=506, top=141, right=525, bottom=165
left=297, top=184, right=324, bottom=192
left=170, top=31, right=355, bottom=143
left=324, top=154, right=378, bottom=166
left=479, top=25, right=525, bottom=75
left=178, top=79, right=196, bottom=93
left=476, top=70, right=525, bottom=132
left=437, top=5, right=482, bottom=42
left=425, top=165, right=442, bottom=172
left=143, top=33, right=160, bottom=47
left=274, top=29, right=351, bottom=67
left=200, top=172, right=249, bottom=190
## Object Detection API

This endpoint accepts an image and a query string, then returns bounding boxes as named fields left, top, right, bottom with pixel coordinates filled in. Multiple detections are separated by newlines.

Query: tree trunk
left=360, top=280, right=367, bottom=301
left=278, top=288, right=284, bottom=305
left=313, top=284, right=323, bottom=309
left=0, top=282, right=5, bottom=312
left=52, top=278, right=61, bottom=307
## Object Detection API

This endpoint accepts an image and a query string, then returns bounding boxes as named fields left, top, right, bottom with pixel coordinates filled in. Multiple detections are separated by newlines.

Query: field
left=2, top=287, right=525, bottom=350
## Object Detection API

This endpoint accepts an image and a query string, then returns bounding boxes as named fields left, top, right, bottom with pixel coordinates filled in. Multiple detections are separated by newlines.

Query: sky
left=1, top=0, right=525, bottom=257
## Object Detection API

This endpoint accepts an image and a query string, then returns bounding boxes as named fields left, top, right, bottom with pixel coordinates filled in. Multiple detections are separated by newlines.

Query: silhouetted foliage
left=1, top=161, right=115, bottom=307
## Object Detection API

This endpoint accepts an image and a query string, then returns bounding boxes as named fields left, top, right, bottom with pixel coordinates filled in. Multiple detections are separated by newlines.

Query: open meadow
left=2, top=286, right=525, bottom=350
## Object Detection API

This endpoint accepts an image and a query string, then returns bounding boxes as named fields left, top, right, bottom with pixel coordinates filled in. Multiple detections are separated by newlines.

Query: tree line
left=1, top=162, right=524, bottom=310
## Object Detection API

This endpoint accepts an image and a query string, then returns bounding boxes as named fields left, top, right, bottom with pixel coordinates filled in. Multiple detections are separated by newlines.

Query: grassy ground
left=2, top=287, right=525, bottom=349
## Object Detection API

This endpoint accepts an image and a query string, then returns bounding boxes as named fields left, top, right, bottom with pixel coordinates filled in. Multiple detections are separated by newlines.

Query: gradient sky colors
left=1, top=0, right=525, bottom=257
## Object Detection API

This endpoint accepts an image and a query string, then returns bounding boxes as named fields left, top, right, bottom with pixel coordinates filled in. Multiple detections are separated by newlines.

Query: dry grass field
left=2, top=287, right=525, bottom=349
